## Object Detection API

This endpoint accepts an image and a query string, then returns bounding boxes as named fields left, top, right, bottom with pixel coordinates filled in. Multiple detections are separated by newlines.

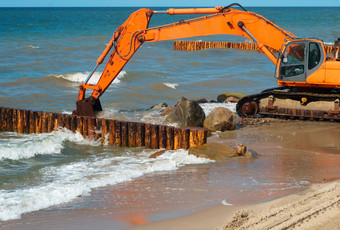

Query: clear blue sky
left=1, top=0, right=340, bottom=7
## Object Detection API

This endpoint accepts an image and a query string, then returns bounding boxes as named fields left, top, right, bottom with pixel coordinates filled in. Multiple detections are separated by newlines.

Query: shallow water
left=1, top=6, right=340, bottom=229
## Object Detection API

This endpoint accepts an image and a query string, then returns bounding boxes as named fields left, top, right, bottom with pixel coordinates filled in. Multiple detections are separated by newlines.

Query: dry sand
left=129, top=180, right=340, bottom=230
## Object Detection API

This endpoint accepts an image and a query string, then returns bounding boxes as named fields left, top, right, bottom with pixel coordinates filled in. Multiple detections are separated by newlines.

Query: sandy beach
left=129, top=180, right=340, bottom=230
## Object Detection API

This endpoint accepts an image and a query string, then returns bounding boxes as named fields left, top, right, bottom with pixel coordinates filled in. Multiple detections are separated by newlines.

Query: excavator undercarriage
left=237, top=87, right=340, bottom=121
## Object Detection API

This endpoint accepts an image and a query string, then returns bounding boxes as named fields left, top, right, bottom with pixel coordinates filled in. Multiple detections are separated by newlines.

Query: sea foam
left=163, top=83, right=178, bottom=89
left=199, top=102, right=237, bottom=115
left=0, top=129, right=97, bottom=161
left=0, top=149, right=212, bottom=221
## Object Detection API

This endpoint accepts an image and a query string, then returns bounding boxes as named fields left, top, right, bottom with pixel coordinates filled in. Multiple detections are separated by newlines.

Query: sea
left=1, top=6, right=340, bottom=229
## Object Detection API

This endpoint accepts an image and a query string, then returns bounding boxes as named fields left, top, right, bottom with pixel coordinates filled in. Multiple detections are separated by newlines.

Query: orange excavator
left=73, top=3, right=340, bottom=121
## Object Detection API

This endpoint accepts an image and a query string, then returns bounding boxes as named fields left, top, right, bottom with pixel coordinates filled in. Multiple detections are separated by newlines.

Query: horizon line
left=1, top=5, right=340, bottom=8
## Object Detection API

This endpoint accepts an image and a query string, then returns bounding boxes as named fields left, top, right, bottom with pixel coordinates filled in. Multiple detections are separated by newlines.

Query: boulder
left=217, top=92, right=246, bottom=103
left=203, top=107, right=236, bottom=132
left=160, top=106, right=174, bottom=116
left=189, top=143, right=238, bottom=160
left=165, top=97, right=205, bottom=127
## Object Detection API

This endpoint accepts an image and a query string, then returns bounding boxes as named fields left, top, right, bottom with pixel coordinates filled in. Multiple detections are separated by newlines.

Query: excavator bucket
left=73, top=97, right=102, bottom=117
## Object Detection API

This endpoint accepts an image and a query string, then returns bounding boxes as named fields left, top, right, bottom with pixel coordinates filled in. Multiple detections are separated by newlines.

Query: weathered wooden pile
left=0, top=106, right=208, bottom=150
left=173, top=40, right=335, bottom=54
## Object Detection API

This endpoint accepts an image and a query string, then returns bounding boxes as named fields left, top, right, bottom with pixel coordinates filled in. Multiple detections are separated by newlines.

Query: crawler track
left=236, top=87, right=340, bottom=121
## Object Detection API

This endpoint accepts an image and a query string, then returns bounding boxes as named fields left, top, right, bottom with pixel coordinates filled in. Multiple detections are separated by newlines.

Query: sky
left=1, top=0, right=340, bottom=7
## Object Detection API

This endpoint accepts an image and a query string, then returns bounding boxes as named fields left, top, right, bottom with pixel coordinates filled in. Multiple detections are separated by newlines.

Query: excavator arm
left=74, top=3, right=296, bottom=117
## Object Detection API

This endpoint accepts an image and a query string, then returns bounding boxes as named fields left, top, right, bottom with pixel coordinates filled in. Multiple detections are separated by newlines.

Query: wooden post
left=76, top=116, right=83, bottom=135
left=59, top=114, right=66, bottom=130
left=82, top=116, right=88, bottom=137
left=128, top=122, right=137, bottom=147
left=70, top=115, right=77, bottom=133
left=189, top=128, right=207, bottom=148
left=23, top=110, right=30, bottom=133
left=174, top=128, right=182, bottom=150
left=47, top=113, right=54, bottom=133
left=7, top=108, right=14, bottom=132
left=64, top=114, right=71, bottom=131
left=166, top=126, right=174, bottom=150
left=189, top=129, right=198, bottom=148
left=11, top=109, right=17, bottom=133
left=136, top=123, right=145, bottom=147
left=108, top=120, right=116, bottom=146
left=35, top=111, right=43, bottom=133
left=158, top=125, right=167, bottom=149
left=144, top=124, right=152, bottom=149
left=0, top=107, right=2, bottom=131
left=18, top=109, right=25, bottom=134
left=95, top=118, right=102, bottom=140
left=181, top=128, right=190, bottom=150
left=121, top=121, right=128, bottom=147
left=197, top=128, right=208, bottom=146
left=88, top=117, right=96, bottom=140
left=29, top=111, right=35, bottom=133
left=41, top=113, right=49, bottom=133
left=52, top=113, right=59, bottom=131
left=150, top=124, right=159, bottom=149
left=101, top=119, right=108, bottom=145
left=115, top=121, right=122, bottom=146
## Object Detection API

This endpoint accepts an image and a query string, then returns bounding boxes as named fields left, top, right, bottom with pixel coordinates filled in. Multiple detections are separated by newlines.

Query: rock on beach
left=165, top=97, right=205, bottom=127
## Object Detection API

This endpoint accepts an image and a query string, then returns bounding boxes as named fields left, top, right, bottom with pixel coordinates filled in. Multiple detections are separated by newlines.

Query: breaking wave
left=0, top=148, right=212, bottom=221
left=53, top=70, right=127, bottom=85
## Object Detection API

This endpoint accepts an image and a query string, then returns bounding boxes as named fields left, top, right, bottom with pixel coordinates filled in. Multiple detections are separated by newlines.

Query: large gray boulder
left=203, top=107, right=236, bottom=132
left=165, top=97, right=205, bottom=127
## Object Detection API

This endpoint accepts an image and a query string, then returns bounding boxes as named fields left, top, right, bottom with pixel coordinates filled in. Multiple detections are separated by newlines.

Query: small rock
left=217, top=92, right=246, bottom=103
left=149, top=150, right=166, bottom=158
left=236, top=144, right=247, bottom=155
left=151, top=103, right=168, bottom=110
left=244, top=149, right=258, bottom=159
left=224, top=96, right=240, bottom=103
left=189, top=143, right=238, bottom=160
left=195, top=98, right=208, bottom=104
left=203, top=107, right=236, bottom=132
left=165, top=97, right=205, bottom=127
left=160, top=106, right=174, bottom=116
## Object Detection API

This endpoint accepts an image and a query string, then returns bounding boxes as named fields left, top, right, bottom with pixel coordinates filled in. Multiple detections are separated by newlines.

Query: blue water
left=1, top=6, right=340, bottom=228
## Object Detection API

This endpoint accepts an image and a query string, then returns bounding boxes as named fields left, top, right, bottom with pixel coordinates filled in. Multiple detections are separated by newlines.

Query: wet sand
left=2, top=118, right=340, bottom=229
left=129, top=180, right=340, bottom=230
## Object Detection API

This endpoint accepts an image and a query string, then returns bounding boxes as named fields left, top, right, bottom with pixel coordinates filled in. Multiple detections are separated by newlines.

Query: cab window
left=284, top=43, right=305, bottom=64
left=308, top=42, right=321, bottom=70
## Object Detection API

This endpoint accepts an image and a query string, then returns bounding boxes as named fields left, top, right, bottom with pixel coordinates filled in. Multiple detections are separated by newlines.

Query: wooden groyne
left=0, top=106, right=207, bottom=150
left=173, top=40, right=335, bottom=54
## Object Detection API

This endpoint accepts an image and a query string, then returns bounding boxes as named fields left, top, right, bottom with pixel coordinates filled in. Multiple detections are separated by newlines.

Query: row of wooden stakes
left=0, top=106, right=208, bottom=150
left=173, top=40, right=335, bottom=54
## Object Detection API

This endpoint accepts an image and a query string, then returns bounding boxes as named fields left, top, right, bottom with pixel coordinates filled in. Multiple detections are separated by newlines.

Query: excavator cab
left=278, top=39, right=325, bottom=84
